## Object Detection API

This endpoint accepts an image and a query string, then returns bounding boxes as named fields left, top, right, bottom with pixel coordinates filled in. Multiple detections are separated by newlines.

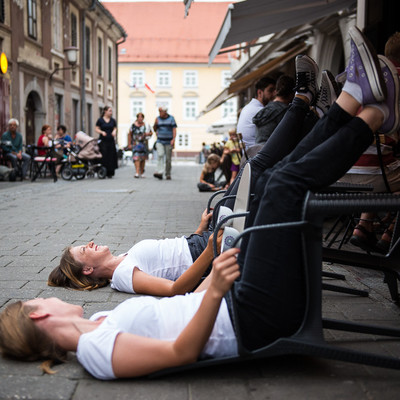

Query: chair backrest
left=232, top=163, right=251, bottom=232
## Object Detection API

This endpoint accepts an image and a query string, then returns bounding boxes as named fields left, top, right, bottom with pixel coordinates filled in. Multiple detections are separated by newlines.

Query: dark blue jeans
left=186, top=231, right=212, bottom=262
left=230, top=103, right=374, bottom=350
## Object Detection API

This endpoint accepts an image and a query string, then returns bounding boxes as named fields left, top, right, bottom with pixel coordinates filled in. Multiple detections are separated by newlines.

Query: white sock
left=295, top=91, right=313, bottom=103
left=342, top=80, right=363, bottom=104
left=368, top=103, right=389, bottom=123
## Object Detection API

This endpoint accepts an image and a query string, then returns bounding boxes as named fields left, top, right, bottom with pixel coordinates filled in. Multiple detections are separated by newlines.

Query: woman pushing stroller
left=1, top=27, right=398, bottom=379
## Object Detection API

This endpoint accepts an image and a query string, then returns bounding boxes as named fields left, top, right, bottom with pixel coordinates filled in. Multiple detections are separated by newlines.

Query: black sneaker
left=294, top=54, right=319, bottom=105
left=153, top=173, right=163, bottom=180
left=316, top=70, right=341, bottom=114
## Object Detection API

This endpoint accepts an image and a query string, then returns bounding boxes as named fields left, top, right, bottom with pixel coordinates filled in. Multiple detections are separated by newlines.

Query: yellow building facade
left=117, top=62, right=236, bottom=156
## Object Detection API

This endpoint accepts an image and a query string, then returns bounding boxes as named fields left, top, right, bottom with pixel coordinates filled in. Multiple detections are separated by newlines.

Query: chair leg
left=383, top=272, right=399, bottom=302
left=322, top=282, right=368, bottom=297
left=322, top=271, right=346, bottom=280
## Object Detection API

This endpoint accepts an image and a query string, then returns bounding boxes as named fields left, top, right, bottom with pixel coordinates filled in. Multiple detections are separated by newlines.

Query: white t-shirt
left=110, top=236, right=193, bottom=293
left=76, top=291, right=238, bottom=380
left=237, top=98, right=264, bottom=148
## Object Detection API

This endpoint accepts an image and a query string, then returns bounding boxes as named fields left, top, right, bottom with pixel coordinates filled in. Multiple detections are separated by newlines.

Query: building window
left=222, top=98, right=237, bottom=118
left=176, top=132, right=191, bottom=149
left=157, top=70, right=171, bottom=87
left=183, top=99, right=197, bottom=120
left=1, top=0, right=5, bottom=24
left=85, top=25, right=91, bottom=70
left=108, top=46, right=112, bottom=82
left=27, top=0, right=37, bottom=39
left=183, top=71, right=198, bottom=88
left=130, top=99, right=145, bottom=121
left=71, top=13, right=77, bottom=47
left=97, top=37, right=103, bottom=76
left=130, top=70, right=144, bottom=88
left=53, top=1, right=62, bottom=50
left=221, top=70, right=231, bottom=88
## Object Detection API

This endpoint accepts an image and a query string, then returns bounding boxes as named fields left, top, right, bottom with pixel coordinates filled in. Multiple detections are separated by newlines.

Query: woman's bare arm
left=132, top=232, right=221, bottom=296
left=194, top=209, right=212, bottom=234
left=112, top=248, right=240, bottom=378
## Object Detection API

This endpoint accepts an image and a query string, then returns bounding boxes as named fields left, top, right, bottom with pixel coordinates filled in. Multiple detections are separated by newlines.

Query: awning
left=228, top=41, right=308, bottom=94
left=200, top=41, right=307, bottom=116
left=199, top=88, right=236, bottom=117
left=209, top=0, right=356, bottom=64
left=207, top=114, right=238, bottom=134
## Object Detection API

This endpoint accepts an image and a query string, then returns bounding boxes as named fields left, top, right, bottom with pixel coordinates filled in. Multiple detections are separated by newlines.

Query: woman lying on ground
left=1, top=26, right=397, bottom=380
left=48, top=209, right=221, bottom=296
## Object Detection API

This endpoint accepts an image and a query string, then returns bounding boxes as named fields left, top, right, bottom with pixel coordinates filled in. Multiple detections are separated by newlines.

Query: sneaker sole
left=378, top=55, right=399, bottom=135
left=324, top=70, right=341, bottom=98
left=349, top=26, right=386, bottom=102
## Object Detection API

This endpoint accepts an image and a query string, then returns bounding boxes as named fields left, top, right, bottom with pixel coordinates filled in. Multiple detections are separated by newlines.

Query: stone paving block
left=342, top=303, right=400, bottom=321
left=1, top=267, right=46, bottom=280
left=0, top=255, right=15, bottom=267
left=8, top=255, right=54, bottom=268
left=73, top=379, right=188, bottom=400
left=0, top=287, right=43, bottom=299
left=189, top=378, right=249, bottom=400
left=0, top=375, right=78, bottom=400
left=38, top=287, right=111, bottom=302
left=248, top=376, right=367, bottom=399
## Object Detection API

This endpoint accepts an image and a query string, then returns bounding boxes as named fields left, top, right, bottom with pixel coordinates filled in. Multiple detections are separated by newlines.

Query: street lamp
left=49, top=46, right=78, bottom=81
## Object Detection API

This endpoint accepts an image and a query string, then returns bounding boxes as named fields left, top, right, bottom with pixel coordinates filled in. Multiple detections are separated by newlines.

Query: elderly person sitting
left=1, top=118, right=31, bottom=180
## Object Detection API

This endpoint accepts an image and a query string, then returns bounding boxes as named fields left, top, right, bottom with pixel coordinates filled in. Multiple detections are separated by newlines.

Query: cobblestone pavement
left=1, top=160, right=400, bottom=400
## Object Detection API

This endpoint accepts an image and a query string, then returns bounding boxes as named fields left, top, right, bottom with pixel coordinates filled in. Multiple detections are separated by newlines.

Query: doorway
left=25, top=91, right=43, bottom=145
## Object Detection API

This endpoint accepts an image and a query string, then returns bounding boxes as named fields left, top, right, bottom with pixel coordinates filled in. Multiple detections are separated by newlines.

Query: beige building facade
left=118, top=62, right=235, bottom=155
left=0, top=0, right=126, bottom=144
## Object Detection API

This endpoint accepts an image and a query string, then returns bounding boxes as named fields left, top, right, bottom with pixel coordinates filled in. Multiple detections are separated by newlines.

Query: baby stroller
left=61, top=131, right=107, bottom=180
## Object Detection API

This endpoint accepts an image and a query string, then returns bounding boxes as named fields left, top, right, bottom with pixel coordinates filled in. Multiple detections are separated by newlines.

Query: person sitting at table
left=37, top=125, right=53, bottom=156
left=1, top=118, right=31, bottom=180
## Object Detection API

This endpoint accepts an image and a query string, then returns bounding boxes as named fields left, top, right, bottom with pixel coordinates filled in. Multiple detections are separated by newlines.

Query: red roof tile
left=103, top=1, right=231, bottom=63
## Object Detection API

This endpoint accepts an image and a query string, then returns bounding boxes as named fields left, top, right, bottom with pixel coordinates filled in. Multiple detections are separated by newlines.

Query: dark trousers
left=231, top=103, right=374, bottom=350
left=221, top=97, right=318, bottom=211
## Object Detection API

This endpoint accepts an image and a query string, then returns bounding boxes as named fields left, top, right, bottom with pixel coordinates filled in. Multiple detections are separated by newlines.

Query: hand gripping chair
left=150, top=191, right=400, bottom=378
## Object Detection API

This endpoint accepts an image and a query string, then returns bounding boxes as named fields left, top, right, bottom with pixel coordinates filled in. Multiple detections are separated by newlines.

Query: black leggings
left=231, top=102, right=373, bottom=350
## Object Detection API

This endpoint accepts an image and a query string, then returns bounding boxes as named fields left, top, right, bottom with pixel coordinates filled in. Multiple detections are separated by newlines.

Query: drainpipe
left=80, top=0, right=96, bottom=132
left=115, top=35, right=127, bottom=144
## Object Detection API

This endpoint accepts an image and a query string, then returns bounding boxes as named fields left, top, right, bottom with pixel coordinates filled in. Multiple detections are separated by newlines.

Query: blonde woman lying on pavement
left=48, top=209, right=222, bottom=296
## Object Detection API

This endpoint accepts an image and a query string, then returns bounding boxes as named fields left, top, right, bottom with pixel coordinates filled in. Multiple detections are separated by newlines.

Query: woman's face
left=45, top=127, right=52, bottom=137
left=210, top=160, right=219, bottom=169
left=137, top=114, right=144, bottom=123
left=105, top=108, right=113, bottom=117
left=70, top=241, right=111, bottom=271
left=25, top=297, right=83, bottom=318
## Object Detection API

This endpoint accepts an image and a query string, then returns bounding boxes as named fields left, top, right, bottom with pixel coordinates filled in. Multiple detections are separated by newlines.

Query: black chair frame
left=150, top=191, right=400, bottom=378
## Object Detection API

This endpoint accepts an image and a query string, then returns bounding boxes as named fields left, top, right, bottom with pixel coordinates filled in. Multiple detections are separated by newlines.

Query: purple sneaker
left=378, top=55, right=399, bottom=135
left=347, top=26, right=386, bottom=103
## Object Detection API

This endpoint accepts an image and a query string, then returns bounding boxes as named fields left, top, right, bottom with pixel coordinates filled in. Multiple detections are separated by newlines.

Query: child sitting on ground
left=197, top=153, right=227, bottom=192
left=224, top=129, right=242, bottom=185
